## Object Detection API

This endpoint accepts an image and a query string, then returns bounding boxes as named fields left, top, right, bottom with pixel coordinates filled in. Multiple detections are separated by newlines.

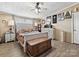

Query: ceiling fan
left=31, top=2, right=47, bottom=14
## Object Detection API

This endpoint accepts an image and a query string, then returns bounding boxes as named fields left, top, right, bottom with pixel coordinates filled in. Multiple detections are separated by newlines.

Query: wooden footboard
left=16, top=32, right=50, bottom=54
left=26, top=38, right=52, bottom=56
left=17, top=33, right=24, bottom=47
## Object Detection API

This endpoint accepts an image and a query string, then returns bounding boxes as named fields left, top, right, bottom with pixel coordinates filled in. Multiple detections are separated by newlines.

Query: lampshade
left=34, top=22, right=38, bottom=26
left=8, top=20, right=14, bottom=26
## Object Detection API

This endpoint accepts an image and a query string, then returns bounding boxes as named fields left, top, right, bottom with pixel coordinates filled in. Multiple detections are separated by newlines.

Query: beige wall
left=0, top=13, right=41, bottom=38
left=53, top=3, right=79, bottom=32
left=0, top=13, right=13, bottom=37
left=53, top=3, right=79, bottom=43
left=53, top=19, right=72, bottom=32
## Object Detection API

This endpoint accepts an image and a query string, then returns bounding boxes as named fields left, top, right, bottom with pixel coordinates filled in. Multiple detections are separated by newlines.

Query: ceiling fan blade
left=39, top=2, right=44, bottom=5
left=31, top=9, right=35, bottom=11
left=41, top=8, right=47, bottom=10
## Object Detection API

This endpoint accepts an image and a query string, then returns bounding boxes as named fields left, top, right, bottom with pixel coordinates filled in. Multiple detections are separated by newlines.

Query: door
left=74, top=12, right=79, bottom=44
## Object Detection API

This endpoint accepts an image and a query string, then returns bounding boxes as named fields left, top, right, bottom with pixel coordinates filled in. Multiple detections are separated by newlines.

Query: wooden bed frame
left=16, top=32, right=52, bottom=56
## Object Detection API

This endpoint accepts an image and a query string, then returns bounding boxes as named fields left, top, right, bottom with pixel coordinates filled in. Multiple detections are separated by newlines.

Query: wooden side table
left=26, top=37, right=52, bottom=56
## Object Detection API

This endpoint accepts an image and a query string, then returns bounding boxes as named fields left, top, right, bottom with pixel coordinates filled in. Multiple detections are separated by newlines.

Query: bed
left=17, top=31, right=48, bottom=52
left=16, top=23, right=49, bottom=53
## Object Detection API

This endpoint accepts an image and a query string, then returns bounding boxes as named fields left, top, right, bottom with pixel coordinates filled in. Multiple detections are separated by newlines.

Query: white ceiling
left=0, top=2, right=76, bottom=19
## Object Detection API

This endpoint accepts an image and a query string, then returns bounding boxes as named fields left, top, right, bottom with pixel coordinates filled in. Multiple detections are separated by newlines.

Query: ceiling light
left=35, top=8, right=41, bottom=14
left=35, top=8, right=38, bottom=14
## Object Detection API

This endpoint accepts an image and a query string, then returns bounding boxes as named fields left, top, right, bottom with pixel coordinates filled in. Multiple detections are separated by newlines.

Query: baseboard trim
left=6, top=40, right=15, bottom=43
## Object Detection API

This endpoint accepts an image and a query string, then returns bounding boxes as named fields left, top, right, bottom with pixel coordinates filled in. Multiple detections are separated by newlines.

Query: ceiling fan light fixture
left=35, top=8, right=38, bottom=13
left=35, top=8, right=41, bottom=14
left=38, top=4, right=42, bottom=8
left=31, top=2, right=46, bottom=14
left=38, top=8, right=41, bottom=12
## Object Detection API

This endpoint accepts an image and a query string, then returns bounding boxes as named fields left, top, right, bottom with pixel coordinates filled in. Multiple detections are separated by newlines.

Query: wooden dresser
left=26, top=37, right=52, bottom=56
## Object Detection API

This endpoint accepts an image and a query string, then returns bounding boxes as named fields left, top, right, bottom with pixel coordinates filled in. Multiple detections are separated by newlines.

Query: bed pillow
left=28, top=28, right=32, bottom=32
left=18, top=27, right=33, bottom=33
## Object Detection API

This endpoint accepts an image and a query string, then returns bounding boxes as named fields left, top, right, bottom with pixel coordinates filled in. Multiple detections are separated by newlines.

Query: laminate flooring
left=0, top=40, right=79, bottom=57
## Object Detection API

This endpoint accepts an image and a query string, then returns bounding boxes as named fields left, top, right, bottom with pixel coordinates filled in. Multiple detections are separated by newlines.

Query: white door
left=74, top=12, right=79, bottom=44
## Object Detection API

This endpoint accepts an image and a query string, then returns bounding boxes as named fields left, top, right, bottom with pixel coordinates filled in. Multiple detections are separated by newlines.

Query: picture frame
left=42, top=20, right=45, bottom=24
left=74, top=7, right=79, bottom=12
left=46, top=16, right=51, bottom=24
left=52, top=14, right=57, bottom=23
left=64, top=11, right=72, bottom=19
left=58, top=12, right=64, bottom=21
left=2, top=20, right=6, bottom=23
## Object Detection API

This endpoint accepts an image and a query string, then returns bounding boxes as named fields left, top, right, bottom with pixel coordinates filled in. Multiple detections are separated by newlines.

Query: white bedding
left=20, top=31, right=48, bottom=40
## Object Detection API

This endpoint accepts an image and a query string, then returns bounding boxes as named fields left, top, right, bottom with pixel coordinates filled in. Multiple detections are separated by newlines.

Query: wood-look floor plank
left=0, top=40, right=79, bottom=57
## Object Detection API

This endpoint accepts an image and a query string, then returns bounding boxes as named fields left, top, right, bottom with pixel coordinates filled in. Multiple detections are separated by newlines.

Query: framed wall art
left=58, top=12, right=64, bottom=21
left=42, top=20, right=45, bottom=24
left=64, top=11, right=72, bottom=19
left=52, top=14, right=57, bottom=23
left=46, top=16, right=51, bottom=24
left=2, top=20, right=6, bottom=24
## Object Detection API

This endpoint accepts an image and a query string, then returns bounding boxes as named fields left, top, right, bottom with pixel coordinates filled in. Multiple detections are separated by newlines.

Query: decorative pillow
left=20, top=29, right=25, bottom=33
left=24, top=28, right=29, bottom=32
left=18, top=27, right=33, bottom=33
left=28, top=28, right=33, bottom=32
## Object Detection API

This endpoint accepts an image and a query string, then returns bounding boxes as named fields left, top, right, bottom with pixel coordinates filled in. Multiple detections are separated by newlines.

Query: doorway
left=73, top=12, right=79, bottom=44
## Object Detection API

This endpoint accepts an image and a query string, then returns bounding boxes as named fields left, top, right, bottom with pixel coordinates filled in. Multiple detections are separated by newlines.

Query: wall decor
left=58, top=12, right=64, bottom=21
left=46, top=16, right=51, bottom=24
left=74, top=7, right=79, bottom=12
left=52, top=14, right=57, bottom=23
left=42, top=20, right=45, bottom=24
left=64, top=11, right=72, bottom=19
left=2, top=20, right=6, bottom=23
left=44, top=16, right=52, bottom=28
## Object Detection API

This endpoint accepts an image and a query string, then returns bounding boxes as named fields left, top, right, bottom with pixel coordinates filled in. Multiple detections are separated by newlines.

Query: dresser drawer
left=5, top=32, right=15, bottom=42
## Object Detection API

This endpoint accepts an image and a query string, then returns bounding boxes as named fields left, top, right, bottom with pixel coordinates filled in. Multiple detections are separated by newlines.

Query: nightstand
left=5, top=32, right=15, bottom=43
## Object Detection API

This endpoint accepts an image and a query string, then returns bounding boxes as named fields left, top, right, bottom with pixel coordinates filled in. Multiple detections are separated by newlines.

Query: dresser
left=5, top=32, right=15, bottom=42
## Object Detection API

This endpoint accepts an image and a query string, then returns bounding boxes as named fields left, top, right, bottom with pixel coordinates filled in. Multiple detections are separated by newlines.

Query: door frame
left=71, top=13, right=74, bottom=43
left=72, top=12, right=79, bottom=44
